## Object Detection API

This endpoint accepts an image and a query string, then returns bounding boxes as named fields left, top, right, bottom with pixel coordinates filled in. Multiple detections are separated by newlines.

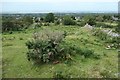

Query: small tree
left=40, top=17, right=44, bottom=22
left=45, top=13, right=55, bottom=23
left=71, top=16, right=76, bottom=20
left=63, top=16, right=76, bottom=25
left=87, top=18, right=96, bottom=26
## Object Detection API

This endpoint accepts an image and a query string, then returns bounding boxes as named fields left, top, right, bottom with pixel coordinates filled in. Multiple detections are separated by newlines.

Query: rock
left=84, top=23, right=93, bottom=30
left=102, top=29, right=120, bottom=37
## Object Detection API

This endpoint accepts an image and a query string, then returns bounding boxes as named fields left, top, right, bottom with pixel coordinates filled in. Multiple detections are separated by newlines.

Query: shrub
left=9, top=31, right=13, bottom=34
left=80, top=49, right=94, bottom=58
left=62, top=44, right=99, bottom=59
left=87, top=18, right=96, bottom=26
left=19, top=37, right=23, bottom=40
left=45, top=13, right=55, bottom=23
left=92, top=29, right=109, bottom=40
left=63, top=16, right=76, bottom=25
left=26, top=29, right=67, bottom=63
left=93, top=54, right=101, bottom=59
left=76, top=21, right=86, bottom=27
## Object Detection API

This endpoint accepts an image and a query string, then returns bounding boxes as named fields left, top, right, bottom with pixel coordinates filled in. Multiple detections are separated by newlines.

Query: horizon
left=2, top=11, right=118, bottom=14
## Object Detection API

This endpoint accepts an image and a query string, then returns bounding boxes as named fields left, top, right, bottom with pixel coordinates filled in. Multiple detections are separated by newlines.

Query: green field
left=2, top=25, right=118, bottom=78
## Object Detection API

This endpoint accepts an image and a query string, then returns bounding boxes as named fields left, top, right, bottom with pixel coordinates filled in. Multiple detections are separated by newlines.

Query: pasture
left=2, top=25, right=118, bottom=78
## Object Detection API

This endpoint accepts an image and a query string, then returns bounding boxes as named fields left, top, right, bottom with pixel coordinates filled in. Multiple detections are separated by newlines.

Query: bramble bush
left=26, top=29, right=67, bottom=63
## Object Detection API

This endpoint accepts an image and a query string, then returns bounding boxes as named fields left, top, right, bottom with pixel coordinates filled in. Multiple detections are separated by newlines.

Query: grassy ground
left=2, top=25, right=118, bottom=78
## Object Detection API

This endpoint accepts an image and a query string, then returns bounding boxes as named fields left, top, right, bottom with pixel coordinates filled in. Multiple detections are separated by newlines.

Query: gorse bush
left=26, top=29, right=67, bottom=63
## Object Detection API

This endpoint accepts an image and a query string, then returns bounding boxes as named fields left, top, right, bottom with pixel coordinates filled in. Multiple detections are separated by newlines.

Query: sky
left=1, top=0, right=119, bottom=13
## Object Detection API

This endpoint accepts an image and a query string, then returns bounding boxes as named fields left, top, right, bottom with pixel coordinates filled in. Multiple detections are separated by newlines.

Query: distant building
left=75, top=17, right=81, bottom=21
left=112, top=16, right=118, bottom=21
left=33, top=17, right=41, bottom=23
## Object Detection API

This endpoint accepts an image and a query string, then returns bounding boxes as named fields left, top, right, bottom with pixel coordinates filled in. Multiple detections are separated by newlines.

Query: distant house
left=16, top=16, right=21, bottom=20
left=112, top=16, right=118, bottom=21
left=75, top=17, right=81, bottom=21
left=33, top=17, right=41, bottom=23
left=58, top=18, right=62, bottom=22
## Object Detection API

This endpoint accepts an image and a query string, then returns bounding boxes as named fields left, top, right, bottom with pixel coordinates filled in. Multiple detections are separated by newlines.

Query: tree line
left=2, top=13, right=119, bottom=33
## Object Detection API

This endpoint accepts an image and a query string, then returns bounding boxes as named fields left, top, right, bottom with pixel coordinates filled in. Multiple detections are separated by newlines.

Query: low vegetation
left=2, top=13, right=119, bottom=78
